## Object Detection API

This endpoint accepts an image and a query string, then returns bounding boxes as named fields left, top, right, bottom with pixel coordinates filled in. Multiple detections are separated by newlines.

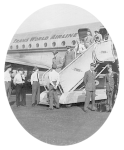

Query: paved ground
left=10, top=95, right=110, bottom=146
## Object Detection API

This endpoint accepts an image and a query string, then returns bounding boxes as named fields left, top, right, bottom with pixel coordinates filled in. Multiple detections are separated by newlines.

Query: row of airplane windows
left=10, top=40, right=76, bottom=50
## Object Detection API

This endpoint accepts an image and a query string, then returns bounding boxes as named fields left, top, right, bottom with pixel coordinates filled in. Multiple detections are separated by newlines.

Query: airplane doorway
left=78, top=28, right=92, bottom=42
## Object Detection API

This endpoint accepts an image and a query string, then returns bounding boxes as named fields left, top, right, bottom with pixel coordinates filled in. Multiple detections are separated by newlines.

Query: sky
left=16, top=4, right=99, bottom=34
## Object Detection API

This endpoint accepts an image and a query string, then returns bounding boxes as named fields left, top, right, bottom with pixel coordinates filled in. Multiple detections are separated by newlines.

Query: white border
left=1, top=0, right=124, bottom=150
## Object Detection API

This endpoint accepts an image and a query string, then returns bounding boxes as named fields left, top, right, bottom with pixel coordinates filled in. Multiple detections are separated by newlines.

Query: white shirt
left=78, top=43, right=86, bottom=53
left=49, top=70, right=60, bottom=86
left=4, top=70, right=11, bottom=82
left=31, top=71, right=39, bottom=85
left=13, top=73, right=23, bottom=85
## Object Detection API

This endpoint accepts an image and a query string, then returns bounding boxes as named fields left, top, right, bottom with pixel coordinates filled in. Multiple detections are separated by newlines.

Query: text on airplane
left=13, top=33, right=78, bottom=43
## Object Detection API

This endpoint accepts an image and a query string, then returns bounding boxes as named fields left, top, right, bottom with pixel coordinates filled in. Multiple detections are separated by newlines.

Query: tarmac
left=10, top=95, right=110, bottom=146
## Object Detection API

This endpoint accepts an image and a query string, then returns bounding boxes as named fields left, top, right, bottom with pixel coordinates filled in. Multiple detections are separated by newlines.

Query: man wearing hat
left=105, top=64, right=117, bottom=111
left=48, top=63, right=60, bottom=110
left=83, top=63, right=97, bottom=112
left=62, top=46, right=75, bottom=68
left=52, top=50, right=63, bottom=72
left=4, top=64, right=12, bottom=101
left=13, top=68, right=25, bottom=107
left=94, top=31, right=102, bottom=43
left=31, top=66, right=40, bottom=106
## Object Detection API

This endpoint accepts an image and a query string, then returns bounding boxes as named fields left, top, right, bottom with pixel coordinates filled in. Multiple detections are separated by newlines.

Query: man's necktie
left=37, top=73, right=39, bottom=82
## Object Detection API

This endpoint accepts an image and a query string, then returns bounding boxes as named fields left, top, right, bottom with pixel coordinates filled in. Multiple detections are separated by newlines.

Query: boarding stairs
left=40, top=40, right=115, bottom=104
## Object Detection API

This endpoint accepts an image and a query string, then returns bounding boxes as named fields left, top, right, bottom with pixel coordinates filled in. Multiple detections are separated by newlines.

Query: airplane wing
left=6, top=55, right=50, bottom=69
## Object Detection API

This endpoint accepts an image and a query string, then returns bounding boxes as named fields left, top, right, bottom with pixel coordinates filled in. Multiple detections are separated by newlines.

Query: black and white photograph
left=2, top=1, right=123, bottom=148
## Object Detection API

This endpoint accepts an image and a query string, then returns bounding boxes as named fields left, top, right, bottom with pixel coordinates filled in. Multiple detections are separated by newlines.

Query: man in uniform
left=84, top=31, right=94, bottom=49
left=52, top=50, right=63, bottom=72
left=13, top=68, right=24, bottom=107
left=62, top=46, right=75, bottom=68
left=31, top=66, right=40, bottom=106
left=105, top=65, right=117, bottom=111
left=4, top=64, right=12, bottom=101
left=83, top=63, right=97, bottom=112
left=48, top=64, right=60, bottom=110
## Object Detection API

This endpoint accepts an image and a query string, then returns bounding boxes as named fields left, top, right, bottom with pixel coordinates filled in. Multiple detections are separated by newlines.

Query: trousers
left=21, top=83, right=26, bottom=106
left=49, top=84, right=59, bottom=109
left=106, top=90, right=114, bottom=109
left=16, top=84, right=24, bottom=106
left=32, top=81, right=40, bottom=104
left=84, top=91, right=95, bottom=110
left=5, top=81, right=11, bottom=101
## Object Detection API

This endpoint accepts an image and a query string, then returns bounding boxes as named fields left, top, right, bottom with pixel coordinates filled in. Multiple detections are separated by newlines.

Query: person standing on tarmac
left=52, top=50, right=63, bottom=72
left=13, top=68, right=24, bottom=107
left=31, top=66, right=40, bottom=107
left=4, top=64, right=12, bottom=101
left=83, top=63, right=97, bottom=112
left=48, top=64, right=60, bottom=110
left=105, top=65, right=117, bottom=112
left=21, top=70, right=27, bottom=106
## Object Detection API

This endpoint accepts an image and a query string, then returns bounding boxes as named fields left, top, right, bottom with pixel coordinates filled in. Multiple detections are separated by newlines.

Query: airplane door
left=78, top=28, right=92, bottom=41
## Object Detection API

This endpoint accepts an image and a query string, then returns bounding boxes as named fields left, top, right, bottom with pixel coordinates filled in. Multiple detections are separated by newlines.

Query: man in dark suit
left=62, top=46, right=75, bottom=68
left=105, top=65, right=117, bottom=111
left=83, top=63, right=97, bottom=112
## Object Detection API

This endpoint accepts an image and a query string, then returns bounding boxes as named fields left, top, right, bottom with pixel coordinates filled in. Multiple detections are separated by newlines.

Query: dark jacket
left=84, top=70, right=96, bottom=91
left=105, top=72, right=117, bottom=91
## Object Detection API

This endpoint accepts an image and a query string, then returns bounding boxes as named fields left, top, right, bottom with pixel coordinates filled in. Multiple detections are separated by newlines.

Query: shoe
left=56, top=107, right=60, bottom=109
left=91, top=106, right=97, bottom=111
left=83, top=108, right=88, bottom=113
left=32, top=103, right=35, bottom=107
left=47, top=107, right=54, bottom=110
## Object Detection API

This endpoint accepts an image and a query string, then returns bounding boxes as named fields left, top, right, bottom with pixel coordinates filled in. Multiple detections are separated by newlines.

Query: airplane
left=6, top=21, right=111, bottom=70
left=5, top=21, right=119, bottom=104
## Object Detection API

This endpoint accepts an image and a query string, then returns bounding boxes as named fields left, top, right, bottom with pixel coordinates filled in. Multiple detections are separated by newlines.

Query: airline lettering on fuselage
left=30, top=36, right=49, bottom=41
left=13, top=33, right=78, bottom=43
left=13, top=38, right=29, bottom=43
left=50, top=33, right=78, bottom=39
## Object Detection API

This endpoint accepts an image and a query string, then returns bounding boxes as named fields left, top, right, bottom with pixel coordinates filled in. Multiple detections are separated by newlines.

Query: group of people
left=4, top=30, right=116, bottom=112
left=48, top=62, right=118, bottom=112
left=4, top=65, right=40, bottom=107
left=4, top=62, right=118, bottom=112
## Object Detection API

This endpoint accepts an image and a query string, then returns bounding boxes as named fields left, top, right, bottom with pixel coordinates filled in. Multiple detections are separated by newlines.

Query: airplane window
left=28, top=44, right=32, bottom=48
left=52, top=42, right=56, bottom=47
left=72, top=40, right=76, bottom=45
left=10, top=45, right=13, bottom=49
left=16, top=45, right=19, bottom=49
left=61, top=41, right=65, bottom=46
left=44, top=43, right=47, bottom=47
left=36, top=43, right=39, bottom=48
left=22, top=44, right=25, bottom=49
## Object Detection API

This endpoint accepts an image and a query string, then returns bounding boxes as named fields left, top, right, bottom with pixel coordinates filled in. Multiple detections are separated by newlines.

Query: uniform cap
left=18, top=68, right=24, bottom=71
left=52, top=64, right=57, bottom=69
left=5, top=64, right=11, bottom=70
left=53, top=50, right=58, bottom=55
left=33, top=66, right=39, bottom=71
